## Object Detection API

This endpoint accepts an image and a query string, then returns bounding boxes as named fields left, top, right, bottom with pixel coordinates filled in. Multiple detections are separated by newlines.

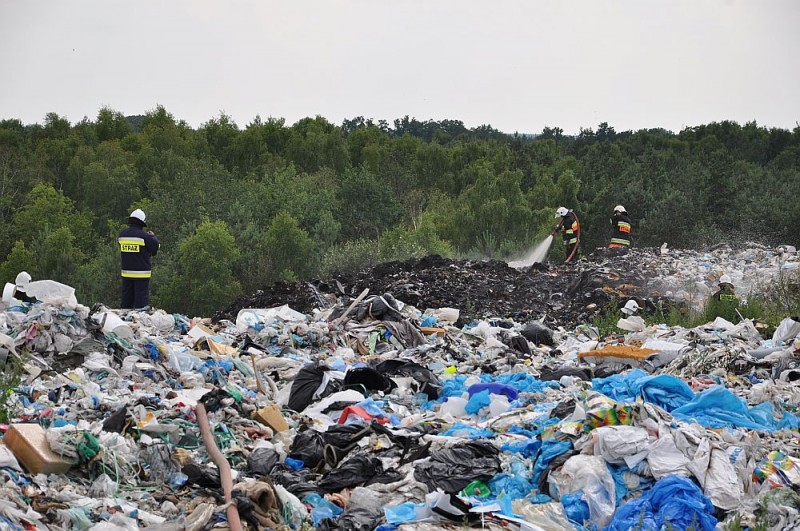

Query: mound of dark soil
left=215, top=248, right=666, bottom=328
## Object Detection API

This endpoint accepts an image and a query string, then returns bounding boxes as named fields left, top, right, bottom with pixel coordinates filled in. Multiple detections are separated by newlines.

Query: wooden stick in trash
left=333, top=288, right=369, bottom=326
left=251, top=354, right=266, bottom=395
left=196, top=403, right=243, bottom=531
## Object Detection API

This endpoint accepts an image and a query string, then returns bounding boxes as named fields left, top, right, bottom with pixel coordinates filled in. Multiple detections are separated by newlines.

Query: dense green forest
left=1, top=107, right=798, bottom=315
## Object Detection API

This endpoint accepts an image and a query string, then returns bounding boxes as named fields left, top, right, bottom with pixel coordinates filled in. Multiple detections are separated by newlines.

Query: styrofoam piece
left=23, top=280, right=78, bottom=306
left=235, top=305, right=306, bottom=329
left=2, top=283, right=15, bottom=304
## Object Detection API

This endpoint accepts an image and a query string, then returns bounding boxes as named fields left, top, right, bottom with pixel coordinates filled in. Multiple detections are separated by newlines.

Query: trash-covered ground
left=0, top=244, right=798, bottom=531
left=216, top=243, right=799, bottom=327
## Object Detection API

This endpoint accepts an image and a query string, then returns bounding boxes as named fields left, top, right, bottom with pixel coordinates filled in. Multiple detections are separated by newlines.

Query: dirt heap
left=215, top=249, right=665, bottom=327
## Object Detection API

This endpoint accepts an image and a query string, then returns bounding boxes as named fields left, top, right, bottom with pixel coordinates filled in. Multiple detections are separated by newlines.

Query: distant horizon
left=3, top=107, right=796, bottom=138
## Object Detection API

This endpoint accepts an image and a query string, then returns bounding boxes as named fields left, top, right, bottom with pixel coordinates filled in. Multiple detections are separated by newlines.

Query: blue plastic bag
left=491, top=372, right=559, bottom=394
left=467, top=382, right=519, bottom=400
left=531, top=439, right=573, bottom=487
left=488, top=461, right=534, bottom=500
left=501, top=438, right=542, bottom=458
left=604, top=475, right=717, bottom=531
left=421, top=315, right=438, bottom=327
left=303, top=493, right=344, bottom=525
left=441, top=375, right=468, bottom=398
left=672, top=385, right=800, bottom=432
left=442, top=423, right=496, bottom=439
left=384, top=502, right=422, bottom=524
left=562, top=492, right=591, bottom=526
left=465, top=389, right=492, bottom=414
left=593, top=369, right=694, bottom=412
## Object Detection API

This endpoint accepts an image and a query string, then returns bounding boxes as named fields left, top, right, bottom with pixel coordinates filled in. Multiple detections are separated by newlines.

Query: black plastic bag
left=248, top=447, right=280, bottom=476
left=102, top=405, right=128, bottom=433
left=269, top=465, right=322, bottom=498
left=288, top=363, right=342, bottom=412
left=288, top=428, right=326, bottom=469
left=321, top=424, right=374, bottom=467
left=318, top=506, right=384, bottom=531
left=521, top=322, right=554, bottom=346
left=183, top=462, right=221, bottom=488
left=374, top=359, right=442, bottom=399
left=414, top=441, right=501, bottom=493
left=549, top=399, right=577, bottom=419
left=318, top=454, right=383, bottom=493
left=323, top=424, right=372, bottom=448
left=365, top=468, right=404, bottom=487
left=352, top=293, right=403, bottom=322
left=344, top=366, right=396, bottom=394
left=504, top=334, right=531, bottom=355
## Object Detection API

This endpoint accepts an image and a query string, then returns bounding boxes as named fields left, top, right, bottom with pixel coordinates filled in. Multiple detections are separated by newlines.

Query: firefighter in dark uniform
left=706, top=274, right=740, bottom=322
left=118, top=209, right=159, bottom=309
left=609, top=204, right=632, bottom=252
left=552, top=207, right=581, bottom=263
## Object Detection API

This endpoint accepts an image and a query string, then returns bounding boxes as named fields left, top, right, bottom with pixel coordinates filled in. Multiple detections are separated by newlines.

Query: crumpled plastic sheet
left=413, top=441, right=501, bottom=493
left=672, top=385, right=800, bottom=432
left=605, top=475, right=717, bottom=531
left=550, top=454, right=616, bottom=527
left=593, top=368, right=695, bottom=412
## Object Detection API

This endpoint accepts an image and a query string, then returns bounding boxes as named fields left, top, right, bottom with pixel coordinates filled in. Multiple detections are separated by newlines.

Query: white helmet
left=15, top=271, right=31, bottom=288
left=614, top=205, right=626, bottom=213
left=129, top=208, right=147, bottom=224
left=621, top=299, right=639, bottom=315
left=555, top=207, right=569, bottom=218
left=719, top=274, right=732, bottom=285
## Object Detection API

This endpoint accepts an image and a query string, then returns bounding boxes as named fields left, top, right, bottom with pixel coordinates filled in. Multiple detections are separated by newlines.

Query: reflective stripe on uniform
left=568, top=238, right=578, bottom=244
left=119, top=237, right=145, bottom=253
left=610, top=238, right=630, bottom=246
left=617, top=222, right=631, bottom=233
left=121, top=270, right=151, bottom=278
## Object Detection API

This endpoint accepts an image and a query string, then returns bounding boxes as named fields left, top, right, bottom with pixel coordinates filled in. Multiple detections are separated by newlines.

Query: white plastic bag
left=550, top=455, right=616, bottom=527
left=24, top=280, right=78, bottom=307
left=616, top=316, right=645, bottom=332
left=592, top=425, right=651, bottom=467
left=646, top=426, right=691, bottom=479
left=773, top=317, right=800, bottom=343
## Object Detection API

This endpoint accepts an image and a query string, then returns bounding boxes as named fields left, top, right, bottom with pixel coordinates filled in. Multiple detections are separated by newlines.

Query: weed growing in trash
left=647, top=305, right=699, bottom=328
left=592, top=300, right=622, bottom=336
left=0, top=351, right=26, bottom=423
left=751, top=266, right=800, bottom=319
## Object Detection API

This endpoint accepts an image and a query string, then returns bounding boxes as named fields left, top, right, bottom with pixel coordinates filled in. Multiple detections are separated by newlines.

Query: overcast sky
left=1, top=0, right=798, bottom=134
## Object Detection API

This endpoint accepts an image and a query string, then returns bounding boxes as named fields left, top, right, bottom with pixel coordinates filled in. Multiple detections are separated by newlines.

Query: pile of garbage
left=0, top=244, right=798, bottom=530
left=217, top=243, right=798, bottom=327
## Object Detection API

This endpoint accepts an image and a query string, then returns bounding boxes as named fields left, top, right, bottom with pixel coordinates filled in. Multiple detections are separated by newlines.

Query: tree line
left=1, top=107, right=798, bottom=315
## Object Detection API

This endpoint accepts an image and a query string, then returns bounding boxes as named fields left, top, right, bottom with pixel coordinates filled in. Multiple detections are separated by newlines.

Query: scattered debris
left=0, top=244, right=797, bottom=529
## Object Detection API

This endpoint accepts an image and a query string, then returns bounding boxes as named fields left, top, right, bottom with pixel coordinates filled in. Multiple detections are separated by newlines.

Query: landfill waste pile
left=0, top=243, right=797, bottom=530
left=217, top=243, right=797, bottom=327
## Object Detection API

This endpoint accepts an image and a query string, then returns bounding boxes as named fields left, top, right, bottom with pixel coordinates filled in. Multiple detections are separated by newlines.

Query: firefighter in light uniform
left=118, top=209, right=159, bottom=309
left=552, top=207, right=581, bottom=263
left=609, top=205, right=632, bottom=252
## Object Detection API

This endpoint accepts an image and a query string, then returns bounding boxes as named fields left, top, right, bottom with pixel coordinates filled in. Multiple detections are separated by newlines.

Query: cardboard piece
left=4, top=424, right=77, bottom=474
left=420, top=327, right=446, bottom=337
left=253, top=405, right=289, bottom=432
